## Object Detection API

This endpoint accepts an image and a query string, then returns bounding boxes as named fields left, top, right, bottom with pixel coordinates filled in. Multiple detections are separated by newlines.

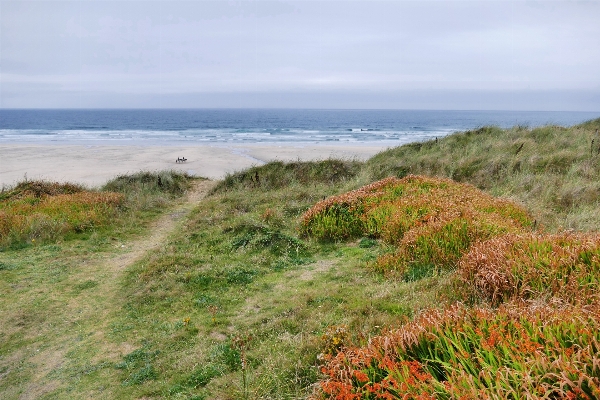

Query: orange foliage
left=300, top=175, right=533, bottom=276
left=459, top=231, right=600, bottom=304
left=0, top=183, right=124, bottom=246
left=314, top=302, right=600, bottom=399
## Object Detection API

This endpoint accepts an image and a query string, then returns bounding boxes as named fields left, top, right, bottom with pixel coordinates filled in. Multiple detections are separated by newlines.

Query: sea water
left=0, top=109, right=598, bottom=145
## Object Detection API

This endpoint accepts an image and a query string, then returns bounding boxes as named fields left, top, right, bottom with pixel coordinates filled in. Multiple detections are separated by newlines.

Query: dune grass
left=1, top=119, right=600, bottom=399
left=0, top=180, right=125, bottom=249
left=212, top=159, right=363, bottom=194
left=105, top=172, right=442, bottom=399
left=0, top=171, right=195, bottom=250
left=362, top=119, right=600, bottom=231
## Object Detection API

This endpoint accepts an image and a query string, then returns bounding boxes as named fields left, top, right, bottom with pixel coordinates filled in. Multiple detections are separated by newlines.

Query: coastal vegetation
left=0, top=171, right=195, bottom=250
left=1, top=118, right=600, bottom=399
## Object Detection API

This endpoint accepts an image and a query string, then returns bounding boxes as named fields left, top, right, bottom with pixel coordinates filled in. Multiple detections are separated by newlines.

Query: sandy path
left=96, top=179, right=215, bottom=269
left=19, top=179, right=216, bottom=400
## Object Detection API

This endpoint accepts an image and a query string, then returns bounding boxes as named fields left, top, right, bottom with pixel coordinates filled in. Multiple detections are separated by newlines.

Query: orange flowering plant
left=300, top=175, right=533, bottom=277
left=459, top=231, right=600, bottom=304
left=314, top=302, right=600, bottom=399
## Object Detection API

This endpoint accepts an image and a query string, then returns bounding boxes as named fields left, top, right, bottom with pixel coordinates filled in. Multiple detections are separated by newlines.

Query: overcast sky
left=1, top=0, right=599, bottom=110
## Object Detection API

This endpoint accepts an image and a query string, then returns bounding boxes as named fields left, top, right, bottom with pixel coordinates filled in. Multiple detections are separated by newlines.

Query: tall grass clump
left=0, top=180, right=124, bottom=248
left=315, top=302, right=600, bottom=399
left=459, top=232, right=600, bottom=305
left=102, top=170, right=195, bottom=211
left=212, top=159, right=362, bottom=193
left=300, top=175, right=533, bottom=277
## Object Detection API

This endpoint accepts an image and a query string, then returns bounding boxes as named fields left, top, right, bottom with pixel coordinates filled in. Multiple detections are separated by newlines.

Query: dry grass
left=0, top=171, right=196, bottom=250
left=0, top=181, right=124, bottom=248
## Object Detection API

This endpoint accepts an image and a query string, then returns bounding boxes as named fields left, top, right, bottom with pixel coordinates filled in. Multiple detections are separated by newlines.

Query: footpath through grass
left=0, top=171, right=201, bottom=399
left=106, top=171, right=450, bottom=399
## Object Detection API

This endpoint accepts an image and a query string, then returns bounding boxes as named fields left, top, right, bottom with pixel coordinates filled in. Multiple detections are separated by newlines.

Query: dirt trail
left=19, top=179, right=216, bottom=400
left=100, top=179, right=216, bottom=270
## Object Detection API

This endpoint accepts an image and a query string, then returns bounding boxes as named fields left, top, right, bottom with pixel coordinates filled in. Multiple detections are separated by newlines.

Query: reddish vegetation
left=304, top=176, right=600, bottom=398
left=0, top=181, right=124, bottom=246
left=459, top=232, right=600, bottom=305
left=300, top=175, right=533, bottom=277
left=315, top=302, right=600, bottom=399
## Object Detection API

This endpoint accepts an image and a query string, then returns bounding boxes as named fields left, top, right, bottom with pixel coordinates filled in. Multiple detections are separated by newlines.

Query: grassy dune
left=363, top=119, right=600, bottom=231
left=1, top=119, right=600, bottom=399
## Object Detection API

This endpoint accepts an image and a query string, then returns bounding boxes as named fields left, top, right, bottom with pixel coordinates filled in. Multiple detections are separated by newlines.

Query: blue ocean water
left=0, top=109, right=598, bottom=145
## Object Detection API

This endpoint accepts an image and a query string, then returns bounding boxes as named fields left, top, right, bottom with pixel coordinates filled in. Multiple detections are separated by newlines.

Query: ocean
left=0, top=109, right=598, bottom=146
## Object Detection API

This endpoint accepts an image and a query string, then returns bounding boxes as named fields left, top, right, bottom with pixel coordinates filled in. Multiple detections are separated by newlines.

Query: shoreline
left=0, top=142, right=391, bottom=188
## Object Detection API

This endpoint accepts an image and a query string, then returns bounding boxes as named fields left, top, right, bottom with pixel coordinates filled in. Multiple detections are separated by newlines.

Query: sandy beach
left=0, top=143, right=391, bottom=188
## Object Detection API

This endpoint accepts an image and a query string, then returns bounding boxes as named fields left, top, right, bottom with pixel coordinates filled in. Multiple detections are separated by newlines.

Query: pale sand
left=0, top=143, right=392, bottom=188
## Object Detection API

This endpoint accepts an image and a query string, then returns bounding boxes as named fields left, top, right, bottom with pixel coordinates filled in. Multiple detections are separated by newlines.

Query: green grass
left=1, top=119, right=600, bottom=399
left=362, top=118, right=600, bottom=231
left=300, top=175, right=534, bottom=278
left=107, top=180, right=441, bottom=398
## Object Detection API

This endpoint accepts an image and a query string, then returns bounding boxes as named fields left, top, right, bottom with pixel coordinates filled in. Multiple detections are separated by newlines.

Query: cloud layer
left=1, top=1, right=599, bottom=110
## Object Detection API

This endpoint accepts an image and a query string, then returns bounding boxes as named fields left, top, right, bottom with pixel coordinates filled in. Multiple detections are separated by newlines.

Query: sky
left=1, top=0, right=599, bottom=110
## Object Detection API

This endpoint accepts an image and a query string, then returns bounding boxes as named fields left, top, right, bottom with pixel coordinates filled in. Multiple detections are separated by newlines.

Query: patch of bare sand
left=297, top=259, right=336, bottom=281
left=0, top=143, right=387, bottom=188
left=258, top=259, right=337, bottom=310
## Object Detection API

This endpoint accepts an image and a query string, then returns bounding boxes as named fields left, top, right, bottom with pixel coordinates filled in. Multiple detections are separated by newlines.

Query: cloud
left=1, top=0, right=599, bottom=109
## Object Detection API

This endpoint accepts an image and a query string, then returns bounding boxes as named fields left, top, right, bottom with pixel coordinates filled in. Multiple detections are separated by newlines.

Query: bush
left=300, top=175, right=533, bottom=277
left=459, top=232, right=600, bottom=305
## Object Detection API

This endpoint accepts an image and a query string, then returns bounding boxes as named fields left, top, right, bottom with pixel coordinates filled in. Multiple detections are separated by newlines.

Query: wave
left=0, top=127, right=452, bottom=145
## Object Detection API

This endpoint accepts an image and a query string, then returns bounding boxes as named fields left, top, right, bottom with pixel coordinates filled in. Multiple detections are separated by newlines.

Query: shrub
left=459, top=232, right=600, bottom=305
left=228, top=221, right=306, bottom=257
left=300, top=175, right=533, bottom=277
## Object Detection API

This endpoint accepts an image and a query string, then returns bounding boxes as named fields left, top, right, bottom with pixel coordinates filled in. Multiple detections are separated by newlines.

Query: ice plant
left=300, top=175, right=533, bottom=277
left=314, top=302, right=600, bottom=399
left=459, top=231, right=600, bottom=304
